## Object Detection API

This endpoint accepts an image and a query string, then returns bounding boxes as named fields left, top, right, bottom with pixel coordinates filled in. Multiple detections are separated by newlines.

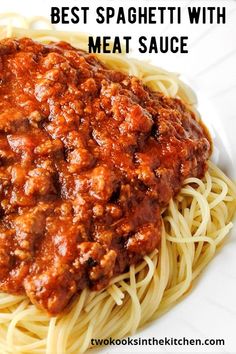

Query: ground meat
left=0, top=38, right=211, bottom=315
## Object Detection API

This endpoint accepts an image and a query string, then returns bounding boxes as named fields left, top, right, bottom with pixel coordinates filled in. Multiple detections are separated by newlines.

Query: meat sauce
left=0, top=38, right=211, bottom=314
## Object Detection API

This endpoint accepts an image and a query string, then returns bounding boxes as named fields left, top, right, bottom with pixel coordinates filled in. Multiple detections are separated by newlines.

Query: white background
left=0, top=0, right=236, bottom=353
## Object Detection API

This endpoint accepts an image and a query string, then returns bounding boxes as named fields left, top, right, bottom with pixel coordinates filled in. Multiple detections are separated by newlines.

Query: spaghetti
left=0, top=14, right=235, bottom=354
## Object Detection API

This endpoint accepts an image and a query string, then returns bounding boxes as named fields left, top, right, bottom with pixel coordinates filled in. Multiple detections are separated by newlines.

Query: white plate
left=0, top=1, right=236, bottom=352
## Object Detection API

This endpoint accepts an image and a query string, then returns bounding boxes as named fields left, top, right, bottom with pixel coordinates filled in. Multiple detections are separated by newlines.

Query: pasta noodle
left=0, top=14, right=235, bottom=354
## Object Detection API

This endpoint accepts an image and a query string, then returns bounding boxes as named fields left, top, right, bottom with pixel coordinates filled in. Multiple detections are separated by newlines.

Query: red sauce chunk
left=0, top=38, right=211, bottom=314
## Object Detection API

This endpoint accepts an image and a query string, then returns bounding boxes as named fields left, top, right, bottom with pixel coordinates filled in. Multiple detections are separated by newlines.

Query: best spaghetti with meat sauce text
left=0, top=38, right=210, bottom=315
